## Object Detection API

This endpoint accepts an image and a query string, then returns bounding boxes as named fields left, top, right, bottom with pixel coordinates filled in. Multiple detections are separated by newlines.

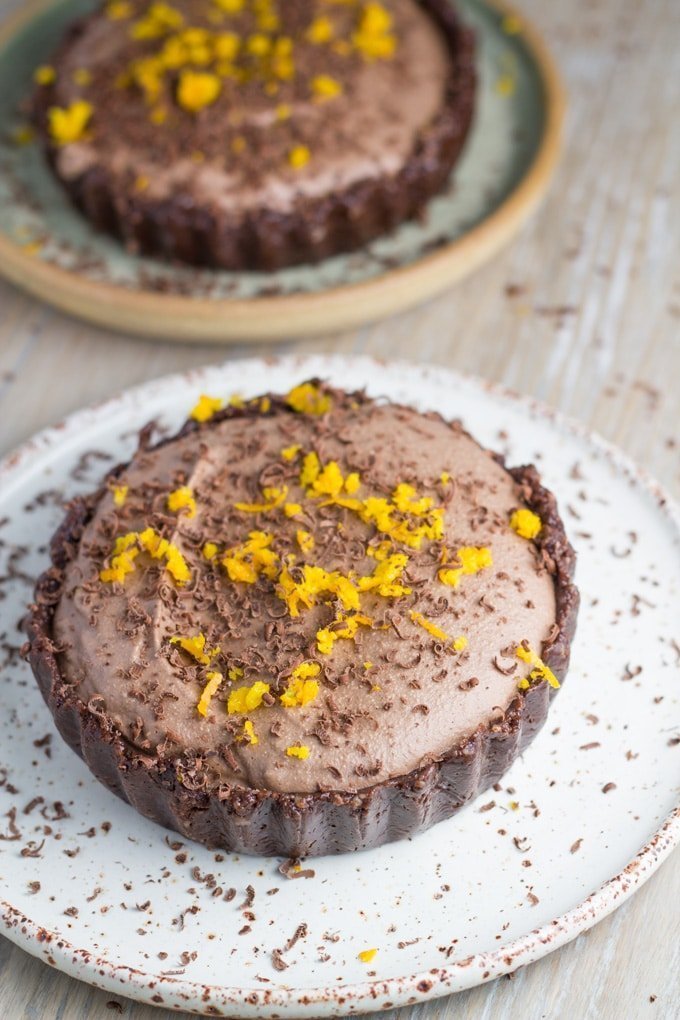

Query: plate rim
left=1, top=352, right=679, bottom=1016
left=0, top=0, right=566, bottom=343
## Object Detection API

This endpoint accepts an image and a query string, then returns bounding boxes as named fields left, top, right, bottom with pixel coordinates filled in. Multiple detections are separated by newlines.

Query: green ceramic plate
left=0, top=0, right=564, bottom=341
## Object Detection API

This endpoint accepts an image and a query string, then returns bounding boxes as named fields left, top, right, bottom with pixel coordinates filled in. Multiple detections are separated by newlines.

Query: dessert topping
left=33, top=65, right=56, bottom=85
left=235, top=485, right=288, bottom=513
left=311, top=74, right=343, bottom=100
left=516, top=642, right=559, bottom=688
left=288, top=144, right=311, bottom=169
left=110, top=483, right=128, bottom=507
left=281, top=444, right=301, bottom=462
left=510, top=508, right=542, bottom=539
left=171, top=632, right=219, bottom=665
left=296, top=529, right=315, bottom=554
left=228, top=680, right=271, bottom=713
left=410, top=611, right=467, bottom=652
left=106, top=1, right=134, bottom=20
left=47, top=101, right=93, bottom=144
left=285, top=744, right=310, bottom=759
left=190, top=394, right=223, bottom=422
left=438, top=545, right=493, bottom=587
left=177, top=69, right=221, bottom=111
left=167, top=485, right=197, bottom=518
left=277, top=563, right=360, bottom=617
left=353, top=3, right=396, bottom=60
left=316, top=612, right=373, bottom=655
left=100, top=528, right=190, bottom=584
left=286, top=383, right=332, bottom=416
left=197, top=670, right=223, bottom=716
left=280, top=663, right=320, bottom=707
left=221, top=531, right=278, bottom=582
left=240, top=719, right=258, bottom=744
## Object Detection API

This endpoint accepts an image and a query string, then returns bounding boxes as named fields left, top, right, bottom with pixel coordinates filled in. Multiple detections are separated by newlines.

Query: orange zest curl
left=316, top=612, right=372, bottom=655
left=357, top=553, right=411, bottom=598
left=239, top=719, right=258, bottom=745
left=299, top=461, right=443, bottom=551
left=300, top=451, right=321, bottom=488
left=99, top=527, right=190, bottom=585
left=130, top=2, right=184, bottom=41
left=285, top=744, right=310, bottom=759
left=221, top=531, right=278, bottom=583
left=281, top=444, right=301, bottom=462
left=110, top=483, right=128, bottom=507
left=287, top=144, right=311, bottom=169
left=510, top=508, right=542, bottom=540
left=177, top=69, right=221, bottom=111
left=98, top=533, right=140, bottom=584
left=227, top=680, right=270, bottom=714
left=280, top=662, right=320, bottom=707
left=167, top=485, right=197, bottom=518
left=296, top=529, right=315, bottom=554
left=47, top=100, right=93, bottom=144
left=353, top=3, right=396, bottom=61
left=438, top=546, right=493, bottom=587
left=171, top=632, right=219, bottom=665
left=34, top=65, right=56, bottom=85
left=311, top=74, right=342, bottom=100
left=190, top=394, right=223, bottom=422
left=409, top=611, right=467, bottom=652
left=306, top=15, right=334, bottom=44
left=196, top=670, right=223, bottom=716
left=234, top=485, right=288, bottom=514
left=106, top=1, right=134, bottom=20
left=285, top=383, right=331, bottom=416
left=515, top=643, right=559, bottom=689
left=277, top=563, right=359, bottom=617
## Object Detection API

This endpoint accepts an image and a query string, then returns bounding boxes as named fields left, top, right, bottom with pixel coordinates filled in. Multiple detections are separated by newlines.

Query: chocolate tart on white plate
left=25, top=382, right=578, bottom=857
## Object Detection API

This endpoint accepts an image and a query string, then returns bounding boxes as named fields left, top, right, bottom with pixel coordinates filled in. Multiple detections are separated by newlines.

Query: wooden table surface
left=1, top=0, right=678, bottom=1016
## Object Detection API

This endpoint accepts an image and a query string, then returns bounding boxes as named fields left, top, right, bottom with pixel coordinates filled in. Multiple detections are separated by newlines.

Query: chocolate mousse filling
left=24, top=383, right=579, bottom=856
left=31, top=0, right=476, bottom=269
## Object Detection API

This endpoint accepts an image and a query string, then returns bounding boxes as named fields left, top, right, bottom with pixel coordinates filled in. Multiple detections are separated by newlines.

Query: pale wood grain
left=0, top=0, right=679, bottom=1016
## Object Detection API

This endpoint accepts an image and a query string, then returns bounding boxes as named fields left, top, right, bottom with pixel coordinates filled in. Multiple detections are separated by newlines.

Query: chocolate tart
left=24, top=383, right=578, bottom=857
left=31, top=0, right=476, bottom=270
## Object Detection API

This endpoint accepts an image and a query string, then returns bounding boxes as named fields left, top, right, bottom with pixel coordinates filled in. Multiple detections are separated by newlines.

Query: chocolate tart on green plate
left=25, top=382, right=578, bottom=857
left=30, top=0, right=476, bottom=269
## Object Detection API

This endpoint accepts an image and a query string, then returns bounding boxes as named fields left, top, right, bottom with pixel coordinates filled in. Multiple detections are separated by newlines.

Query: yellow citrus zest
left=410, top=611, right=467, bottom=652
left=47, top=100, right=93, bottom=144
left=227, top=680, right=271, bottom=714
left=510, top=508, right=542, bottom=539
left=171, top=632, right=219, bottom=665
left=190, top=394, right=223, bottom=422
left=316, top=612, right=372, bottom=654
left=280, top=662, right=320, bottom=707
left=438, top=546, right=493, bottom=587
left=286, top=744, right=310, bottom=759
left=286, top=382, right=331, bottom=415
left=167, top=485, right=197, bottom=518
left=516, top=644, right=559, bottom=689
left=197, top=670, right=223, bottom=716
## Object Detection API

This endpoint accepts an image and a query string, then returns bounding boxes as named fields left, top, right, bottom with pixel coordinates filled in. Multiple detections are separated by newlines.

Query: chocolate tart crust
left=32, top=0, right=476, bottom=271
left=24, top=396, right=578, bottom=858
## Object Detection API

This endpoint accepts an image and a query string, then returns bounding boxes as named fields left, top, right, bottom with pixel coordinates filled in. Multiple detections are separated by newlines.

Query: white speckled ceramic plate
left=1, top=355, right=679, bottom=1017
left=0, top=0, right=563, bottom=341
